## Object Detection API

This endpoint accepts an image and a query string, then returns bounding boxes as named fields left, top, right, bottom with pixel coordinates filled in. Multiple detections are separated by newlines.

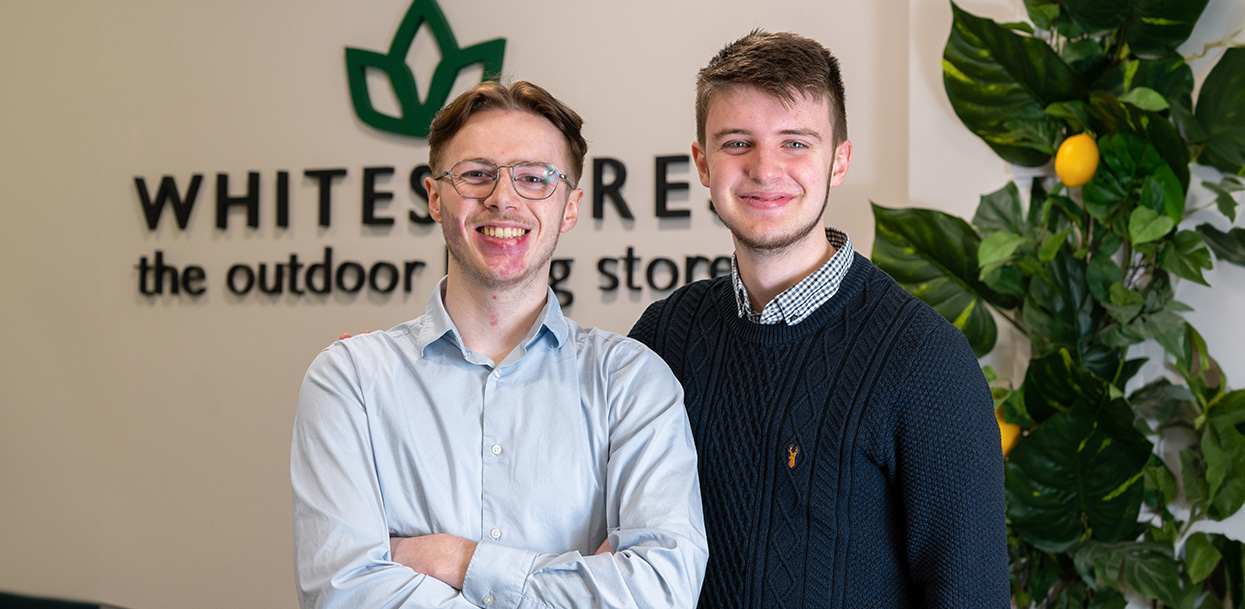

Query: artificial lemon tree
left=872, top=1, right=1245, bottom=607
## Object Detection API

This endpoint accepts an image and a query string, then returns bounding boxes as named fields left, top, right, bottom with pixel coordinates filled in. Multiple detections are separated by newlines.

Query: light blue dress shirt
left=292, top=280, right=708, bottom=609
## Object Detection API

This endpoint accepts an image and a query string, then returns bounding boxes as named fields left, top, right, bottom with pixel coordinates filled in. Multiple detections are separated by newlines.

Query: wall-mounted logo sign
left=345, top=0, right=506, bottom=138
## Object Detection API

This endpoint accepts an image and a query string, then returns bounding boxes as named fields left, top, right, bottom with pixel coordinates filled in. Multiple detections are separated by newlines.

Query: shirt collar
left=415, top=276, right=570, bottom=359
left=732, top=227, right=854, bottom=325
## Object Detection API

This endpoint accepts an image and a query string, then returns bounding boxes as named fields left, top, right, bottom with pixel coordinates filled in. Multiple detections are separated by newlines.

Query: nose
left=748, top=147, right=783, bottom=183
left=484, top=166, right=522, bottom=209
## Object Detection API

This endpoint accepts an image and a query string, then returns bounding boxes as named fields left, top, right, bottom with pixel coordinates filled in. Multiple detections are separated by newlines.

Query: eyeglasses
left=436, top=159, right=569, bottom=200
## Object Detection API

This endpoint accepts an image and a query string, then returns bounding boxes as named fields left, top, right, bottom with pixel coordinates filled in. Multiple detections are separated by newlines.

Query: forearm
left=461, top=526, right=707, bottom=609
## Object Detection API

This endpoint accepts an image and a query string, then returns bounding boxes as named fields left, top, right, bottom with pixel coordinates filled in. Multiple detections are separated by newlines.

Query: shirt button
left=491, top=444, right=502, bottom=455
left=492, top=369, right=501, bottom=378
left=483, top=594, right=495, bottom=605
left=490, top=528, right=501, bottom=539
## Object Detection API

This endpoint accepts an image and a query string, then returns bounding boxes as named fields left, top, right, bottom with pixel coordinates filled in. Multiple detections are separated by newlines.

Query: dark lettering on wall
left=362, top=166, right=395, bottom=226
left=654, top=155, right=690, bottom=218
left=136, top=175, right=203, bottom=230
left=550, top=259, right=573, bottom=307
left=304, top=168, right=347, bottom=227
left=135, top=250, right=207, bottom=296
left=215, top=172, right=260, bottom=229
left=595, top=247, right=733, bottom=294
left=591, top=157, right=633, bottom=220
left=408, top=164, right=436, bottom=225
left=276, top=171, right=291, bottom=228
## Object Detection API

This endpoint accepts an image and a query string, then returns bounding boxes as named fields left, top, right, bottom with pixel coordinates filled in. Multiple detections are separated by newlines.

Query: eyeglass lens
left=450, top=160, right=561, bottom=200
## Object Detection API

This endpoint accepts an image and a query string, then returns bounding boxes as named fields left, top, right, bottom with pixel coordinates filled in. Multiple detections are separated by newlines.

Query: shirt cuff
left=461, top=539, right=539, bottom=609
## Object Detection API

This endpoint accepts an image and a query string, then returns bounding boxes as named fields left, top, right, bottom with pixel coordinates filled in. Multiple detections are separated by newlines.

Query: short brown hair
left=427, top=80, right=588, bottom=187
left=696, top=30, right=847, bottom=147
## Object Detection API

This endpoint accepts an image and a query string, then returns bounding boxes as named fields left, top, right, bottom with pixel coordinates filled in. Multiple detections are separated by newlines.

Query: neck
left=734, top=230, right=835, bottom=313
left=441, top=269, right=550, bottom=366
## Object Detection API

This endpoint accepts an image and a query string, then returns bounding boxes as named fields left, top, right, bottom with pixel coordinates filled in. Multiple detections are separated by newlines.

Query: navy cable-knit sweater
left=629, top=252, right=1009, bottom=609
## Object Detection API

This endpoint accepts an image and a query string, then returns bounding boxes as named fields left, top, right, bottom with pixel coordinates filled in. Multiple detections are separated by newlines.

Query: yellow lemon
left=1054, top=133, right=1100, bottom=187
left=996, top=406, right=1021, bottom=458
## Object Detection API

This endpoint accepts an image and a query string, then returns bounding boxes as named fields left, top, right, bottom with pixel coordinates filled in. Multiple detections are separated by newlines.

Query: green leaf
left=1062, top=0, right=1127, bottom=35
left=1181, top=449, right=1208, bottom=508
left=1046, top=101, right=1094, bottom=134
left=1062, top=39, right=1111, bottom=80
left=1087, top=586, right=1126, bottom=609
left=1022, top=251, right=1107, bottom=368
left=1128, top=206, right=1175, bottom=244
left=1100, top=57, right=1199, bottom=143
left=1120, top=543, right=1183, bottom=606
left=982, top=265, right=1027, bottom=299
left=1203, top=180, right=1239, bottom=222
left=1143, top=455, right=1179, bottom=508
left=978, top=231, right=1027, bottom=274
left=872, top=203, right=1010, bottom=356
left=1082, top=133, right=1186, bottom=227
left=1122, top=0, right=1211, bottom=60
left=1203, top=419, right=1245, bottom=521
left=1141, top=268, right=1175, bottom=315
left=1038, top=228, right=1075, bottom=262
left=1130, top=379, right=1193, bottom=429
left=1049, top=193, right=1089, bottom=231
left=1195, top=224, right=1245, bottom=267
left=1158, top=230, right=1213, bottom=286
left=943, top=3, right=1082, bottom=166
left=1086, top=250, right=1124, bottom=303
left=1088, top=93, right=1192, bottom=192
left=1078, top=542, right=1183, bottom=606
left=1118, top=86, right=1170, bottom=112
left=1006, top=394, right=1152, bottom=551
left=1023, top=0, right=1060, bottom=30
left=973, top=182, right=1027, bottom=235
left=1194, top=47, right=1245, bottom=176
left=1104, top=282, right=1145, bottom=323
left=1023, top=350, right=1106, bottom=423
left=1186, top=532, right=1223, bottom=584
left=1209, top=389, right=1245, bottom=428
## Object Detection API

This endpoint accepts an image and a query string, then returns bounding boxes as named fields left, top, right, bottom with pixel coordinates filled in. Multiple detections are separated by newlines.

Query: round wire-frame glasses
left=437, top=159, right=569, bottom=200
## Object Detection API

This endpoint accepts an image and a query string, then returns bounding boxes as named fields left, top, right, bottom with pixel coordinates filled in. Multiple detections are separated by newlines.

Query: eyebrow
left=710, top=128, right=824, bottom=142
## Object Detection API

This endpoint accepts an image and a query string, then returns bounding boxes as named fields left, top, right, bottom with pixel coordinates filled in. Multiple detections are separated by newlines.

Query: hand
left=594, top=538, right=613, bottom=555
left=389, top=534, right=477, bottom=590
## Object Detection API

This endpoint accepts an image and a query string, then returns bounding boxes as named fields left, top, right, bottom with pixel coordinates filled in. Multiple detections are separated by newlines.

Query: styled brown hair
left=695, top=30, right=847, bottom=148
left=427, top=80, right=588, bottom=187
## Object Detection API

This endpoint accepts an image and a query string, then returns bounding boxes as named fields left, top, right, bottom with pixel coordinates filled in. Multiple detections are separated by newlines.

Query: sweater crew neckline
left=718, top=252, right=872, bottom=346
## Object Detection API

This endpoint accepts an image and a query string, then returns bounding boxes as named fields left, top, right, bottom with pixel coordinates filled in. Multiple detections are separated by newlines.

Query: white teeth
left=481, top=226, right=527, bottom=239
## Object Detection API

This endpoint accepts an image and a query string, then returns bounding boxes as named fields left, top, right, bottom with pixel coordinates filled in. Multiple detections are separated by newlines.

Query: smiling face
left=426, top=109, right=582, bottom=294
left=693, top=85, right=851, bottom=256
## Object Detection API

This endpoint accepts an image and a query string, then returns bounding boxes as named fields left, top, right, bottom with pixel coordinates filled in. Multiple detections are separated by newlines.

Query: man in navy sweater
left=629, top=31, right=1010, bottom=608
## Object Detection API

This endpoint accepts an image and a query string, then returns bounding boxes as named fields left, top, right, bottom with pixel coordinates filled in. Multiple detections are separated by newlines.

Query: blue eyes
left=721, top=141, right=810, bottom=151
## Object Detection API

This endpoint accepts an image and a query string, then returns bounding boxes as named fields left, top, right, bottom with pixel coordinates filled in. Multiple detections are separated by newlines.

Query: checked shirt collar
left=732, top=227, right=853, bottom=326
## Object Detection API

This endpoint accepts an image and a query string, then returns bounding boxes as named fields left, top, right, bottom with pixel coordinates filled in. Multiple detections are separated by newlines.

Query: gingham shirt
left=732, top=227, right=853, bottom=325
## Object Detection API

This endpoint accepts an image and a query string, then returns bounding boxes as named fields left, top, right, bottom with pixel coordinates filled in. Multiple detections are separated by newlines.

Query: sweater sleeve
left=890, top=320, right=1010, bottom=608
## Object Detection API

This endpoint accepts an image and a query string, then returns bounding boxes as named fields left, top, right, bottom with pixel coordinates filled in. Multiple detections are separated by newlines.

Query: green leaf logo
left=346, top=0, right=506, bottom=138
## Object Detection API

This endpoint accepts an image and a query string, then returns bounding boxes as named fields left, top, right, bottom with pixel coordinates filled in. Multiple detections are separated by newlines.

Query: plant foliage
left=874, top=2, right=1245, bottom=606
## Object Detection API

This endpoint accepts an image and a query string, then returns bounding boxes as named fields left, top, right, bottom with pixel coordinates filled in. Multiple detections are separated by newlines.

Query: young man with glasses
left=629, top=32, right=1009, bottom=608
left=292, top=80, right=707, bottom=609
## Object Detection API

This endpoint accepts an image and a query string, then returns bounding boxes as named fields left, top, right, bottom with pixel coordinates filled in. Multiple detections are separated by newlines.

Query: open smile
left=478, top=226, right=530, bottom=240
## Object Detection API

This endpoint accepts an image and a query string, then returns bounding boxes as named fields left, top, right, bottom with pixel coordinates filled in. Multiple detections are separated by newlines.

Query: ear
left=560, top=188, right=582, bottom=233
left=829, top=140, right=852, bottom=188
left=691, top=140, right=711, bottom=188
left=425, top=175, right=443, bottom=223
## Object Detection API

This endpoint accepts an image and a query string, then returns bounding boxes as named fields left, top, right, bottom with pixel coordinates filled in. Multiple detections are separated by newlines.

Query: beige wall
left=1, top=1, right=1241, bottom=607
